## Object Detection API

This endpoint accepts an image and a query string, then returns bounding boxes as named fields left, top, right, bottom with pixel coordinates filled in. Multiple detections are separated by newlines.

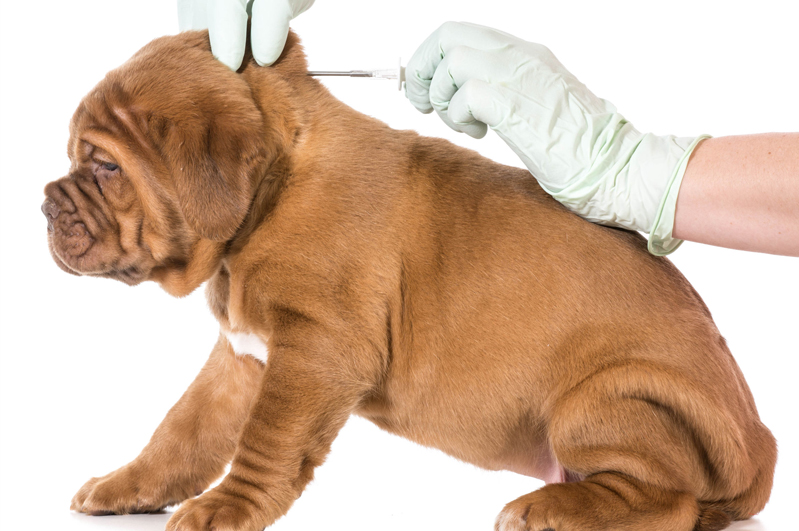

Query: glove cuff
left=647, top=135, right=711, bottom=256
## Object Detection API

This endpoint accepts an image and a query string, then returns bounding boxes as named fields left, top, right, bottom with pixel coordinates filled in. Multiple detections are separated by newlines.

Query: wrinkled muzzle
left=42, top=174, right=147, bottom=284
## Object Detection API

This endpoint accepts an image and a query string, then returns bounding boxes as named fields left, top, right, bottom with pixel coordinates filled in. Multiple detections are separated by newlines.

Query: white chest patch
left=224, top=331, right=269, bottom=364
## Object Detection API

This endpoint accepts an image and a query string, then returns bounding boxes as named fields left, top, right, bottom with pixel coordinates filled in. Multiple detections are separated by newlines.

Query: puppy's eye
left=102, top=162, right=120, bottom=172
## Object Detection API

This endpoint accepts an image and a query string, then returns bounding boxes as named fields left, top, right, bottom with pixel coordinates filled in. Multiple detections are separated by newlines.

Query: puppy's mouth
left=43, top=179, right=154, bottom=286
left=46, top=226, right=95, bottom=277
left=47, top=236, right=82, bottom=277
left=46, top=230, right=148, bottom=286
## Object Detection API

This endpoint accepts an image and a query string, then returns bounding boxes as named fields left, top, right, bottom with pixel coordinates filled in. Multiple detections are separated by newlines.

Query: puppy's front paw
left=166, top=486, right=266, bottom=531
left=71, top=464, right=201, bottom=515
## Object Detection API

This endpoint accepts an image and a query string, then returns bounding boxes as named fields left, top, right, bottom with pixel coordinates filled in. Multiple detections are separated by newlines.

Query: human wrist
left=545, top=126, right=710, bottom=256
left=646, top=135, right=712, bottom=255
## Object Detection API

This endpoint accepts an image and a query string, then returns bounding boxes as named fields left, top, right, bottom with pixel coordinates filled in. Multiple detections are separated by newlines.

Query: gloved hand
left=178, top=0, right=315, bottom=70
left=405, top=22, right=708, bottom=255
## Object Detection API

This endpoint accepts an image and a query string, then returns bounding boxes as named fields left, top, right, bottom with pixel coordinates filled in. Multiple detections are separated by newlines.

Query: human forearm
left=674, top=133, right=799, bottom=256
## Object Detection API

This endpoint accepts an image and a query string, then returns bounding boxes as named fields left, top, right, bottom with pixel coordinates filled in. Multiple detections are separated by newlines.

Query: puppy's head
left=42, top=31, right=293, bottom=294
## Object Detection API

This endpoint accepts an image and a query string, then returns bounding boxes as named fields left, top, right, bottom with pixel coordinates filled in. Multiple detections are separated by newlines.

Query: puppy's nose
left=41, top=198, right=60, bottom=231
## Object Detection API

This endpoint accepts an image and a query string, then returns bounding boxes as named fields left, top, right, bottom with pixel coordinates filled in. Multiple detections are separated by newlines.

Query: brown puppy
left=43, top=30, right=776, bottom=531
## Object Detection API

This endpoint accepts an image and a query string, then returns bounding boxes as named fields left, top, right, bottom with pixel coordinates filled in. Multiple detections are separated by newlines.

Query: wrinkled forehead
left=69, top=82, right=154, bottom=154
left=65, top=81, right=180, bottom=235
left=66, top=30, right=245, bottom=165
left=63, top=30, right=264, bottom=235
left=66, top=34, right=218, bottom=167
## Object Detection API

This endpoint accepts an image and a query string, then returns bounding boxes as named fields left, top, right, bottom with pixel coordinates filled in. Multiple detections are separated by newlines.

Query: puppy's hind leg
left=496, top=362, right=768, bottom=531
left=496, top=472, right=700, bottom=531
left=71, top=333, right=263, bottom=515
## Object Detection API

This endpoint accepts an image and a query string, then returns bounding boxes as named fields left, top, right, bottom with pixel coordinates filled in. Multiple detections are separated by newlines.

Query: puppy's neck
left=225, top=33, right=343, bottom=254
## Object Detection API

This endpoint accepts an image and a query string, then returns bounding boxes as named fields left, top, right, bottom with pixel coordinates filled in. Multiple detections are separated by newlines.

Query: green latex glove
left=405, top=22, right=708, bottom=255
left=178, top=0, right=315, bottom=70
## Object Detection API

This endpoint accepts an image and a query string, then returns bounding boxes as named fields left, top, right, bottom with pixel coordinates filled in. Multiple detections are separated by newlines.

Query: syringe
left=307, top=58, right=406, bottom=91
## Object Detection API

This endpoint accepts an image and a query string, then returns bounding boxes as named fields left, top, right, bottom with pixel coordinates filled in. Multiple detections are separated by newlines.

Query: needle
left=306, top=71, right=376, bottom=77
left=307, top=59, right=406, bottom=90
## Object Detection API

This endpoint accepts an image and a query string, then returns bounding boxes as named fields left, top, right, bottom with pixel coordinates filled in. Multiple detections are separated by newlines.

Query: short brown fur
left=43, top=30, right=776, bottom=531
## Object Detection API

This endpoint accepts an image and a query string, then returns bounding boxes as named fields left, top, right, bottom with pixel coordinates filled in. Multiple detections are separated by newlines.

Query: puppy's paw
left=166, top=486, right=266, bottom=531
left=495, top=475, right=700, bottom=531
left=494, top=500, right=528, bottom=531
left=71, top=464, right=200, bottom=515
left=494, top=490, right=560, bottom=531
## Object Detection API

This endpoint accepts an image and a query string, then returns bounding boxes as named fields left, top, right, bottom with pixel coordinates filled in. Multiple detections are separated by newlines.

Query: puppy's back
left=398, top=136, right=750, bottom=391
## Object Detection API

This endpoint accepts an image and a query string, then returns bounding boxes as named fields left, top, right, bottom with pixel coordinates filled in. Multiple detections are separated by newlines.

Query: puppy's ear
left=164, top=105, right=265, bottom=241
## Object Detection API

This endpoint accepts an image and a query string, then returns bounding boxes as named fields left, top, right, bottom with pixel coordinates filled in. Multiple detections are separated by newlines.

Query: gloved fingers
left=252, top=0, right=317, bottom=66
left=405, top=21, right=513, bottom=114
left=208, top=0, right=251, bottom=70
left=427, top=46, right=505, bottom=114
left=433, top=106, right=487, bottom=139
left=405, top=62, right=434, bottom=115
left=405, top=25, right=446, bottom=113
left=447, top=79, right=508, bottom=134
left=251, top=0, right=293, bottom=66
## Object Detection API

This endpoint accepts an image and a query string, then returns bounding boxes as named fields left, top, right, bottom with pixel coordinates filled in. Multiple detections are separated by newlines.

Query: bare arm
left=673, top=133, right=799, bottom=256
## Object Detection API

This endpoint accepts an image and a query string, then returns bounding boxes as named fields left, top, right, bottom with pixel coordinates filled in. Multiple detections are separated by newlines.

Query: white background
left=1, top=1, right=797, bottom=530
